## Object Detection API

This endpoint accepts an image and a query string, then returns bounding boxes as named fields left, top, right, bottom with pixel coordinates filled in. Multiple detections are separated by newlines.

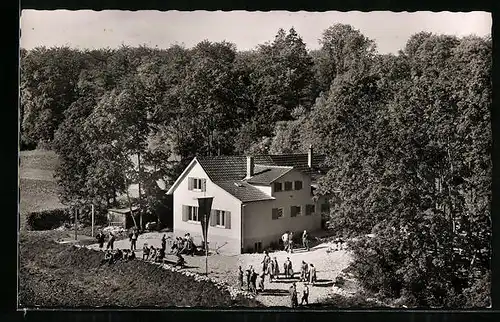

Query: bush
left=26, top=208, right=71, bottom=230
left=347, top=225, right=491, bottom=308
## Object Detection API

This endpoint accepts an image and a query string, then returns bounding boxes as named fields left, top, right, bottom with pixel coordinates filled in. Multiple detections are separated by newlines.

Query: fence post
left=74, top=207, right=78, bottom=241
left=91, top=204, right=95, bottom=237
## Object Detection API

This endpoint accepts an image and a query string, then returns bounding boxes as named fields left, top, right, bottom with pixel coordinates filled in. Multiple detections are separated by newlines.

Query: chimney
left=308, top=145, right=313, bottom=168
left=246, top=156, right=254, bottom=178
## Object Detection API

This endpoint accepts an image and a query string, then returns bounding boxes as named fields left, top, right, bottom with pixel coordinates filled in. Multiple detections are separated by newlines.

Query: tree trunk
left=137, top=152, right=143, bottom=230
left=125, top=173, right=138, bottom=230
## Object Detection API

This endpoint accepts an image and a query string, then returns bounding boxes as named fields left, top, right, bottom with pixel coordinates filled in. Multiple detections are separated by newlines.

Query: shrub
left=26, top=208, right=71, bottom=230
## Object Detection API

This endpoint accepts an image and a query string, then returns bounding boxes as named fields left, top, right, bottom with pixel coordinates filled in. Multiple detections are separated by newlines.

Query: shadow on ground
left=258, top=289, right=290, bottom=296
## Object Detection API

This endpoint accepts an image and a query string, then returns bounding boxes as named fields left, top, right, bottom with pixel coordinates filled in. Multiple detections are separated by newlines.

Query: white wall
left=252, top=184, right=272, bottom=195
left=242, top=169, right=322, bottom=251
left=172, top=160, right=242, bottom=254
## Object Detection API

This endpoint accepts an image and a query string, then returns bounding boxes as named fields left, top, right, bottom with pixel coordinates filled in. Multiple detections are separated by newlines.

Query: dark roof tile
left=215, top=181, right=275, bottom=202
left=246, top=165, right=293, bottom=185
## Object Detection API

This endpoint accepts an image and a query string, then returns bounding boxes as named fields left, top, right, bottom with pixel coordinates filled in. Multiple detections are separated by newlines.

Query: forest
left=20, top=24, right=491, bottom=307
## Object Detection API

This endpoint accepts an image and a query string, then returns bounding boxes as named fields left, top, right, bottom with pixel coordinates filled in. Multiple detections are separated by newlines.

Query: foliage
left=26, top=208, right=72, bottom=230
left=21, top=26, right=491, bottom=308
left=317, top=33, right=492, bottom=307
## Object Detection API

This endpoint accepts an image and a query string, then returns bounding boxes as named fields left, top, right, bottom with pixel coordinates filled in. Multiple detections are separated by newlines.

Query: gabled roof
left=167, top=153, right=331, bottom=202
left=196, top=156, right=247, bottom=182
left=246, top=165, right=293, bottom=185
left=215, top=181, right=275, bottom=203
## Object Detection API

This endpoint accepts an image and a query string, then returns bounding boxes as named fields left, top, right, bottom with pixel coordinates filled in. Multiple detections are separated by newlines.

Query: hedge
left=26, top=208, right=72, bottom=231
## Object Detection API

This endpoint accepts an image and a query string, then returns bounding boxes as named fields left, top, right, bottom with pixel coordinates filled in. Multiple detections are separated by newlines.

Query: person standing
left=288, top=232, right=294, bottom=253
left=259, top=272, right=265, bottom=292
left=106, top=232, right=115, bottom=250
left=272, top=257, right=280, bottom=280
left=284, top=257, right=292, bottom=279
left=130, top=229, right=138, bottom=251
left=309, top=263, right=317, bottom=285
left=250, top=268, right=258, bottom=294
left=300, top=260, right=309, bottom=282
left=142, top=243, right=150, bottom=260
left=238, top=266, right=244, bottom=289
left=161, top=234, right=167, bottom=252
left=281, top=231, right=289, bottom=252
left=246, top=266, right=252, bottom=291
left=261, top=251, right=271, bottom=274
left=269, top=257, right=275, bottom=282
left=96, top=230, right=105, bottom=249
left=302, top=230, right=309, bottom=251
left=289, top=283, right=298, bottom=308
left=301, top=283, right=310, bottom=305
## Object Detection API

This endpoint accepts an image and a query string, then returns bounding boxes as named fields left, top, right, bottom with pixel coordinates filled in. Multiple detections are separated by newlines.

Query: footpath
left=84, top=232, right=357, bottom=307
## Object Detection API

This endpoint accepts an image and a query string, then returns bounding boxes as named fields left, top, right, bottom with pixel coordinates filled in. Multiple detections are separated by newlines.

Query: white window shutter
left=202, top=179, right=207, bottom=192
left=188, top=177, right=193, bottom=190
left=225, top=211, right=231, bottom=229
left=182, top=205, right=188, bottom=221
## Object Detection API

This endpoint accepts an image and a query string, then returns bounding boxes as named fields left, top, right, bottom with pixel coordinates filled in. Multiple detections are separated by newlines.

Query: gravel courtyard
left=87, top=232, right=357, bottom=307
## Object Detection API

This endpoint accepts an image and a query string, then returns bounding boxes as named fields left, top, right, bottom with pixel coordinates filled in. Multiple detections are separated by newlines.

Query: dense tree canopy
left=20, top=24, right=491, bottom=308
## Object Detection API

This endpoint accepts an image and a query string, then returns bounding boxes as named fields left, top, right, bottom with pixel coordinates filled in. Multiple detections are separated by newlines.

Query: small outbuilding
left=107, top=206, right=140, bottom=229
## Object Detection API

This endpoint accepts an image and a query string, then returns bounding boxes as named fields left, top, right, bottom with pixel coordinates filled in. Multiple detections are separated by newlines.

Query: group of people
left=289, top=282, right=310, bottom=307
left=95, top=227, right=140, bottom=251
left=237, top=250, right=318, bottom=296
left=281, top=230, right=310, bottom=253
left=101, top=248, right=136, bottom=266
left=142, top=243, right=166, bottom=263
left=171, top=233, right=196, bottom=256
left=96, top=230, right=116, bottom=250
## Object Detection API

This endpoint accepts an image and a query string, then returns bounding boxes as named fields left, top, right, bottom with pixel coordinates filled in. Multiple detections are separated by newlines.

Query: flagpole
left=205, top=214, right=208, bottom=276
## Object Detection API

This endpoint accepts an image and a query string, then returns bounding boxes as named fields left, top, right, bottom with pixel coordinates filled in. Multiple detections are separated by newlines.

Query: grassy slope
left=18, top=232, right=261, bottom=308
left=19, top=150, right=66, bottom=231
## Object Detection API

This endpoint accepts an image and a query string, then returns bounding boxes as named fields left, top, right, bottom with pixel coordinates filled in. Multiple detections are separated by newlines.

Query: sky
left=20, top=10, right=492, bottom=54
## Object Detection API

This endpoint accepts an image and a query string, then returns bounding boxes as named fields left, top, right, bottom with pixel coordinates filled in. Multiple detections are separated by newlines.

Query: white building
left=166, top=147, right=331, bottom=254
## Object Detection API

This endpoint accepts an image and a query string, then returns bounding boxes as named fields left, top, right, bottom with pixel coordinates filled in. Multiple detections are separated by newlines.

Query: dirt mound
left=19, top=232, right=261, bottom=308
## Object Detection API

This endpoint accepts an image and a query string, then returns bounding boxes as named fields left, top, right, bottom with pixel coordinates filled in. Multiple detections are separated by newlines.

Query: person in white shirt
left=281, top=231, right=289, bottom=252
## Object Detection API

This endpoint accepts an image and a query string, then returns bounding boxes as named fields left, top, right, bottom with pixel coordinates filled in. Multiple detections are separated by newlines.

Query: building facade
left=167, top=148, right=330, bottom=254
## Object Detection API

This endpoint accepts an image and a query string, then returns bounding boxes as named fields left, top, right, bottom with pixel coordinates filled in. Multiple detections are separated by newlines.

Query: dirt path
left=87, top=232, right=356, bottom=307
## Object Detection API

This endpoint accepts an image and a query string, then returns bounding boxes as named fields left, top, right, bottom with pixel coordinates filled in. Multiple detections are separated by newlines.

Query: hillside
left=19, top=150, right=65, bottom=231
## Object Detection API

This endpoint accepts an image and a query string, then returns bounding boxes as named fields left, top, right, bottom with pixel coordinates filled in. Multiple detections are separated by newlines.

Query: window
left=284, top=181, right=293, bottom=191
left=188, top=177, right=206, bottom=191
left=272, top=208, right=284, bottom=220
left=193, top=178, right=203, bottom=190
left=321, top=203, right=330, bottom=213
left=216, top=210, right=226, bottom=227
left=274, top=182, right=283, bottom=192
left=294, top=181, right=303, bottom=190
left=306, top=204, right=315, bottom=216
left=291, top=206, right=301, bottom=217
left=188, top=206, right=199, bottom=222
